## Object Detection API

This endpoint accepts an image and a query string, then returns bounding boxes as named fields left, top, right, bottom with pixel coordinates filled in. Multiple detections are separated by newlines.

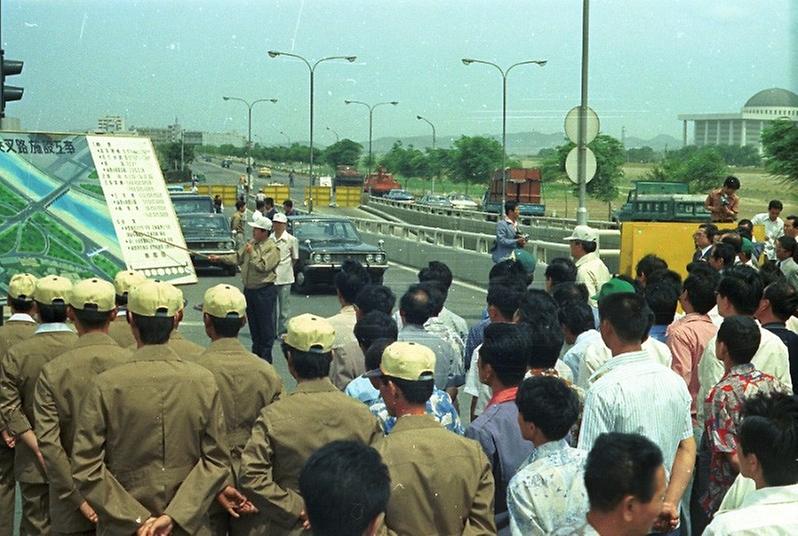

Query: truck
left=363, top=167, right=402, bottom=197
left=612, top=181, right=712, bottom=223
left=482, top=168, right=545, bottom=217
left=333, top=165, right=363, bottom=188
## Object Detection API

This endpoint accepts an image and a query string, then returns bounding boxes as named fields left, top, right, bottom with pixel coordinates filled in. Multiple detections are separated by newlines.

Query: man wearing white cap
left=271, top=212, right=298, bottom=336
left=564, top=225, right=611, bottom=306
left=209, top=215, right=280, bottom=362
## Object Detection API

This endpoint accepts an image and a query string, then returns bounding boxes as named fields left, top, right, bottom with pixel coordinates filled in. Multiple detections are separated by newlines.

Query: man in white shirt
left=559, top=300, right=603, bottom=382
left=564, top=226, right=610, bottom=306
left=775, top=236, right=798, bottom=286
left=750, top=200, right=784, bottom=261
left=704, top=391, right=798, bottom=535
left=327, top=262, right=370, bottom=390
left=270, top=213, right=298, bottom=336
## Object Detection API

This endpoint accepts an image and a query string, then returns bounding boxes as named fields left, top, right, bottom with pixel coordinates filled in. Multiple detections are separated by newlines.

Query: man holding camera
left=491, top=201, right=527, bottom=263
left=705, top=176, right=741, bottom=223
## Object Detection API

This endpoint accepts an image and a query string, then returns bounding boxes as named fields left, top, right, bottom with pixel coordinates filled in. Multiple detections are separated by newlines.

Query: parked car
left=221, top=159, right=232, bottom=168
left=447, top=193, right=479, bottom=210
left=170, top=193, right=215, bottom=215
left=166, top=185, right=185, bottom=193
left=384, top=189, right=415, bottom=204
left=178, top=213, right=238, bottom=276
left=613, top=182, right=711, bottom=223
left=288, top=215, right=388, bottom=293
left=418, top=193, right=453, bottom=209
left=257, top=166, right=272, bottom=178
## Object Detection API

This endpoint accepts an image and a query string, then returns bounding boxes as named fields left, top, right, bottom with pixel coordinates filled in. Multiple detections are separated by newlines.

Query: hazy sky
left=4, top=0, right=796, bottom=145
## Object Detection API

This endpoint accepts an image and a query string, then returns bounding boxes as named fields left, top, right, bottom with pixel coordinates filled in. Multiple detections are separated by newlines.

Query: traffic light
left=1, top=49, right=24, bottom=118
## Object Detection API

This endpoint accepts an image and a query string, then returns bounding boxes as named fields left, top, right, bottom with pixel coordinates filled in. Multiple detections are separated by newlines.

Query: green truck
left=613, top=181, right=711, bottom=223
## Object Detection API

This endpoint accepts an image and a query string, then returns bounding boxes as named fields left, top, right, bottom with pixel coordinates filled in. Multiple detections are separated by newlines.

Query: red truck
left=364, top=167, right=402, bottom=197
left=482, top=168, right=545, bottom=216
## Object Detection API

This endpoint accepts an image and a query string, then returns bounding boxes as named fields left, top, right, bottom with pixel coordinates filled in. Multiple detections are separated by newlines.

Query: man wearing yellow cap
left=0, top=275, right=77, bottom=534
left=369, top=341, right=496, bottom=535
left=239, top=314, right=382, bottom=535
left=108, top=270, right=146, bottom=348
left=0, top=273, right=38, bottom=536
left=166, top=285, right=205, bottom=359
left=33, top=278, right=131, bottom=535
left=195, top=284, right=283, bottom=535
left=70, top=280, right=231, bottom=535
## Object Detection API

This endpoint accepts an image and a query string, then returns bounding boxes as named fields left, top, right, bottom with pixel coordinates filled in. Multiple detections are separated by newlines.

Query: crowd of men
left=0, top=191, right=797, bottom=536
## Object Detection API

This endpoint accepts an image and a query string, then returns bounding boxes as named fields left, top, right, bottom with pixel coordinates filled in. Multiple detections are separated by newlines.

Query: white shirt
left=574, top=252, right=611, bottom=306
left=561, top=329, right=603, bottom=383
left=34, top=322, right=74, bottom=334
left=271, top=231, right=299, bottom=285
left=578, top=337, right=672, bottom=388
left=750, top=213, right=785, bottom=261
left=705, top=483, right=798, bottom=535
left=8, top=313, right=35, bottom=323
left=252, top=209, right=263, bottom=221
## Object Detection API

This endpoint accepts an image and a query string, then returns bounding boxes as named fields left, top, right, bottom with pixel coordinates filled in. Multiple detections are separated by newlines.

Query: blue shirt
left=368, top=388, right=464, bottom=435
left=649, top=324, right=669, bottom=344
left=344, top=376, right=380, bottom=406
left=464, top=318, right=490, bottom=372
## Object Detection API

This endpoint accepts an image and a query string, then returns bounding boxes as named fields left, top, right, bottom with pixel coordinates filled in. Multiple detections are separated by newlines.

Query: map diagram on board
left=0, top=131, right=196, bottom=298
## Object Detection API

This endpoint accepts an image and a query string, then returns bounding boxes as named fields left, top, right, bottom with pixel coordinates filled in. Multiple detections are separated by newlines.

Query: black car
left=221, top=159, right=232, bottom=168
left=178, top=213, right=238, bottom=276
left=288, top=215, right=388, bottom=292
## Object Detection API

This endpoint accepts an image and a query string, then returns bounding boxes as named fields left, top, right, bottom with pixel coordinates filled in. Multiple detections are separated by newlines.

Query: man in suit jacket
left=692, top=223, right=718, bottom=263
left=492, top=201, right=526, bottom=263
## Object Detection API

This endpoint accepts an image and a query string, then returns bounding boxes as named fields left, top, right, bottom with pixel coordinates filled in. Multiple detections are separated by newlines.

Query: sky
left=3, top=0, right=796, bottom=146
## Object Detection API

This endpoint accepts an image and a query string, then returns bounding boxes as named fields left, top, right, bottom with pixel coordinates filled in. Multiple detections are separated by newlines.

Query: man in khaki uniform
left=108, top=270, right=146, bottom=349
left=34, top=278, right=131, bottom=536
left=209, top=215, right=280, bottom=362
left=239, top=314, right=382, bottom=535
left=0, top=273, right=38, bottom=536
left=0, top=275, right=77, bottom=534
left=195, top=284, right=283, bottom=535
left=368, top=342, right=496, bottom=535
left=167, top=286, right=205, bottom=359
left=70, top=280, right=231, bottom=535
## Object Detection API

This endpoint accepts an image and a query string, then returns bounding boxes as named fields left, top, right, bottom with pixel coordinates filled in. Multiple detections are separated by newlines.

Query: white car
left=447, top=193, right=479, bottom=210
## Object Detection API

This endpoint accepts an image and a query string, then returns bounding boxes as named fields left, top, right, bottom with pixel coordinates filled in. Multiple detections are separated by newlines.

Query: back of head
left=283, top=314, right=336, bottom=379
left=545, top=257, right=578, bottom=286
left=724, top=175, right=741, bottom=190
left=682, top=272, right=719, bottom=315
left=69, top=278, right=117, bottom=331
left=758, top=261, right=785, bottom=288
left=598, top=292, right=651, bottom=345
left=399, top=284, right=433, bottom=326
left=717, top=316, right=761, bottom=365
left=635, top=254, right=668, bottom=280
left=516, top=376, right=580, bottom=441
left=739, top=392, right=798, bottom=487
left=417, top=281, right=446, bottom=316
left=265, top=196, right=275, bottom=208
left=558, top=300, right=595, bottom=337
left=585, top=433, right=664, bottom=513
left=699, top=223, right=719, bottom=243
left=516, top=289, right=559, bottom=326
left=486, top=281, right=524, bottom=321
left=520, top=315, right=565, bottom=370
left=34, top=275, right=73, bottom=324
left=763, top=281, right=798, bottom=322
left=127, top=280, right=182, bottom=345
left=418, top=261, right=453, bottom=290
left=479, top=323, right=529, bottom=387
left=335, top=261, right=370, bottom=304
left=489, top=259, right=527, bottom=288
left=355, top=285, right=396, bottom=316
left=364, top=338, right=395, bottom=372
left=551, top=282, right=590, bottom=308
left=354, top=311, right=398, bottom=352
left=299, top=440, right=391, bottom=536
left=645, top=269, right=682, bottom=289
left=717, top=265, right=764, bottom=315
left=256, top=199, right=266, bottom=210
left=721, top=232, right=743, bottom=254
left=644, top=280, right=681, bottom=326
left=7, top=273, right=37, bottom=314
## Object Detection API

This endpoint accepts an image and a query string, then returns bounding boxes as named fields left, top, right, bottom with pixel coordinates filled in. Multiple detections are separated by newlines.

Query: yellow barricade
left=305, top=186, right=331, bottom=205
left=261, top=184, right=291, bottom=202
left=336, top=186, right=362, bottom=208
left=196, top=184, right=238, bottom=205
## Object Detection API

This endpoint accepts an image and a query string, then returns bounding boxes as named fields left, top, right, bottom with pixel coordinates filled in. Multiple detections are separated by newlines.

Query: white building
left=97, top=115, right=126, bottom=133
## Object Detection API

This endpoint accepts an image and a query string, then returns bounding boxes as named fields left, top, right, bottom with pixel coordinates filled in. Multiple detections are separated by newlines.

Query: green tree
left=646, top=145, right=727, bottom=192
left=714, top=144, right=761, bottom=167
left=626, top=146, right=657, bottom=163
left=322, top=139, right=363, bottom=168
left=378, top=140, right=406, bottom=174
left=156, top=142, right=195, bottom=170
left=547, top=135, right=624, bottom=202
left=762, top=119, right=798, bottom=187
left=450, top=136, right=503, bottom=191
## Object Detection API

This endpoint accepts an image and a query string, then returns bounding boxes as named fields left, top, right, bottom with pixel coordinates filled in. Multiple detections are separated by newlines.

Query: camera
left=720, top=193, right=730, bottom=206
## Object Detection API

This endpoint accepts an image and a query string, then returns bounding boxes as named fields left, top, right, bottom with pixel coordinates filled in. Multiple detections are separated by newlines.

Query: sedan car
left=178, top=213, right=238, bottom=276
left=257, top=166, right=272, bottom=178
left=418, top=194, right=453, bottom=209
left=384, top=189, right=415, bottom=204
left=170, top=193, right=215, bottom=215
left=288, top=215, right=388, bottom=292
left=447, top=193, right=479, bottom=210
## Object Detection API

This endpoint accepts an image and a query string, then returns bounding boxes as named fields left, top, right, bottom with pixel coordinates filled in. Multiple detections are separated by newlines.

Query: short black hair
left=283, top=199, right=294, bottom=209
left=209, top=315, right=246, bottom=338
left=519, top=316, right=564, bottom=370
left=738, top=219, right=753, bottom=230
left=598, top=293, right=652, bottom=344
left=399, top=284, right=433, bottom=326
left=645, top=269, right=682, bottom=289
left=299, top=440, right=390, bottom=536
left=717, top=265, right=764, bottom=316
left=355, top=285, right=396, bottom=316
left=720, top=232, right=743, bottom=254
left=711, top=242, right=736, bottom=268
left=551, top=282, right=590, bottom=307
left=644, top=281, right=681, bottom=326
left=768, top=200, right=783, bottom=211
left=36, top=302, right=68, bottom=324
left=682, top=272, right=719, bottom=315
left=354, top=311, right=398, bottom=352
left=418, top=261, right=453, bottom=290
left=516, top=289, right=559, bottom=326
left=717, top=316, right=761, bottom=365
left=115, top=293, right=129, bottom=307
left=545, top=257, right=578, bottom=286
left=758, top=261, right=786, bottom=288
left=235, top=199, right=246, bottom=210
left=723, top=175, right=741, bottom=190
left=383, top=376, right=434, bottom=405
left=417, top=281, right=446, bottom=316
left=558, top=300, right=595, bottom=337
left=72, top=307, right=114, bottom=331
left=785, top=215, right=797, bottom=227
left=777, top=235, right=797, bottom=255
left=285, top=346, right=332, bottom=379
left=488, top=260, right=528, bottom=288
left=364, top=338, right=394, bottom=371
left=577, top=240, right=597, bottom=254
left=516, top=376, right=580, bottom=440
left=687, top=260, right=718, bottom=278
left=585, top=433, right=664, bottom=513
left=334, top=262, right=369, bottom=305
left=264, top=197, right=274, bottom=207
left=635, top=254, right=668, bottom=279
left=8, top=296, right=34, bottom=313
left=504, top=200, right=519, bottom=215
left=479, top=323, right=529, bottom=386
left=256, top=199, right=266, bottom=210
left=763, top=281, right=798, bottom=322
left=486, top=283, right=524, bottom=320
left=739, top=392, right=798, bottom=487
left=130, top=313, right=174, bottom=345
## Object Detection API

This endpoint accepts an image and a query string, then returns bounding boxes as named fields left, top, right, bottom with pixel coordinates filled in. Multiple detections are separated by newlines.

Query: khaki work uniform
left=0, top=327, right=77, bottom=535
left=377, top=414, right=496, bottom=536
left=70, top=344, right=230, bottom=535
left=107, top=313, right=135, bottom=349
left=239, top=378, right=382, bottom=536
left=327, top=305, right=365, bottom=390
left=168, top=330, right=206, bottom=360
left=33, top=332, right=131, bottom=536
left=0, top=316, right=37, bottom=536
left=195, top=338, right=283, bottom=536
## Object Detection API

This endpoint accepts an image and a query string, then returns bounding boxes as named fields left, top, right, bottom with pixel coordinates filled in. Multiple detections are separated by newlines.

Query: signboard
left=0, top=131, right=196, bottom=298
left=564, top=105, right=600, bottom=144
left=565, top=146, right=597, bottom=185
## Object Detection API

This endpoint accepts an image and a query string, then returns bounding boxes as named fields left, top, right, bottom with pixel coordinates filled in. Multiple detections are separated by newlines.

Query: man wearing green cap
left=370, top=341, right=496, bottom=535
left=33, top=278, right=131, bottom=535
left=239, top=313, right=381, bottom=536
left=0, top=273, right=38, bottom=536
left=195, top=284, right=283, bottom=535
left=108, top=270, right=146, bottom=348
left=0, top=275, right=77, bottom=535
left=70, top=280, right=231, bottom=535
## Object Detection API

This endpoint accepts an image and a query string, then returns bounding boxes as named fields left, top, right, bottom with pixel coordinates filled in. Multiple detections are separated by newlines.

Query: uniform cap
left=283, top=314, right=335, bottom=353
left=33, top=276, right=73, bottom=304
left=272, top=212, right=288, bottom=224
left=127, top=280, right=181, bottom=317
left=365, top=341, right=436, bottom=382
left=69, top=278, right=116, bottom=312
left=592, top=277, right=636, bottom=301
left=564, top=225, right=599, bottom=242
left=172, top=285, right=186, bottom=312
left=741, top=237, right=754, bottom=255
left=203, top=284, right=246, bottom=318
left=113, top=270, right=147, bottom=296
left=248, top=215, right=273, bottom=231
left=8, top=273, right=37, bottom=301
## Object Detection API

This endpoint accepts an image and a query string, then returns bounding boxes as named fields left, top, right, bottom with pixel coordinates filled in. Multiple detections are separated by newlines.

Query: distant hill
left=623, top=134, right=682, bottom=151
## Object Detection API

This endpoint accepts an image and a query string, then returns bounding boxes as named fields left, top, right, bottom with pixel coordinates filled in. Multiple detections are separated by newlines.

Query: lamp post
left=344, top=99, right=398, bottom=176
left=416, top=115, right=437, bottom=193
left=461, top=58, right=546, bottom=213
left=267, top=51, right=357, bottom=213
left=279, top=130, right=291, bottom=145
left=326, top=126, right=340, bottom=142
left=222, top=96, right=278, bottom=198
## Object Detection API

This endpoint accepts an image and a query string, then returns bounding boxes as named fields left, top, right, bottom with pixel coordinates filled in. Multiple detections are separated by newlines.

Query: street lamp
left=267, top=50, right=357, bottom=213
left=279, top=130, right=291, bottom=145
left=327, top=126, right=340, bottom=142
left=461, top=57, right=546, bottom=213
left=222, top=96, right=278, bottom=197
left=344, top=99, right=398, bottom=176
left=416, top=115, right=437, bottom=193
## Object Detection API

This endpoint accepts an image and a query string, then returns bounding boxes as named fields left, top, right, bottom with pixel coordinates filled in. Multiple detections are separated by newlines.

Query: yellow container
left=336, top=186, right=362, bottom=208
left=261, top=184, right=291, bottom=202
left=196, top=185, right=238, bottom=205
left=305, top=186, right=331, bottom=205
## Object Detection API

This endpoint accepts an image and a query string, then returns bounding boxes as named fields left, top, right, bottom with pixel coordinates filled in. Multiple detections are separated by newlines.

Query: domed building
left=678, top=88, right=798, bottom=151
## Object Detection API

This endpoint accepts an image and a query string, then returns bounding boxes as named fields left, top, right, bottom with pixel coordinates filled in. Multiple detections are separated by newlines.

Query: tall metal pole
left=326, top=126, right=340, bottom=142
left=345, top=99, right=398, bottom=177
left=417, top=115, right=436, bottom=192
left=577, top=0, right=590, bottom=225
left=367, top=107, right=374, bottom=176
left=223, top=96, right=278, bottom=199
